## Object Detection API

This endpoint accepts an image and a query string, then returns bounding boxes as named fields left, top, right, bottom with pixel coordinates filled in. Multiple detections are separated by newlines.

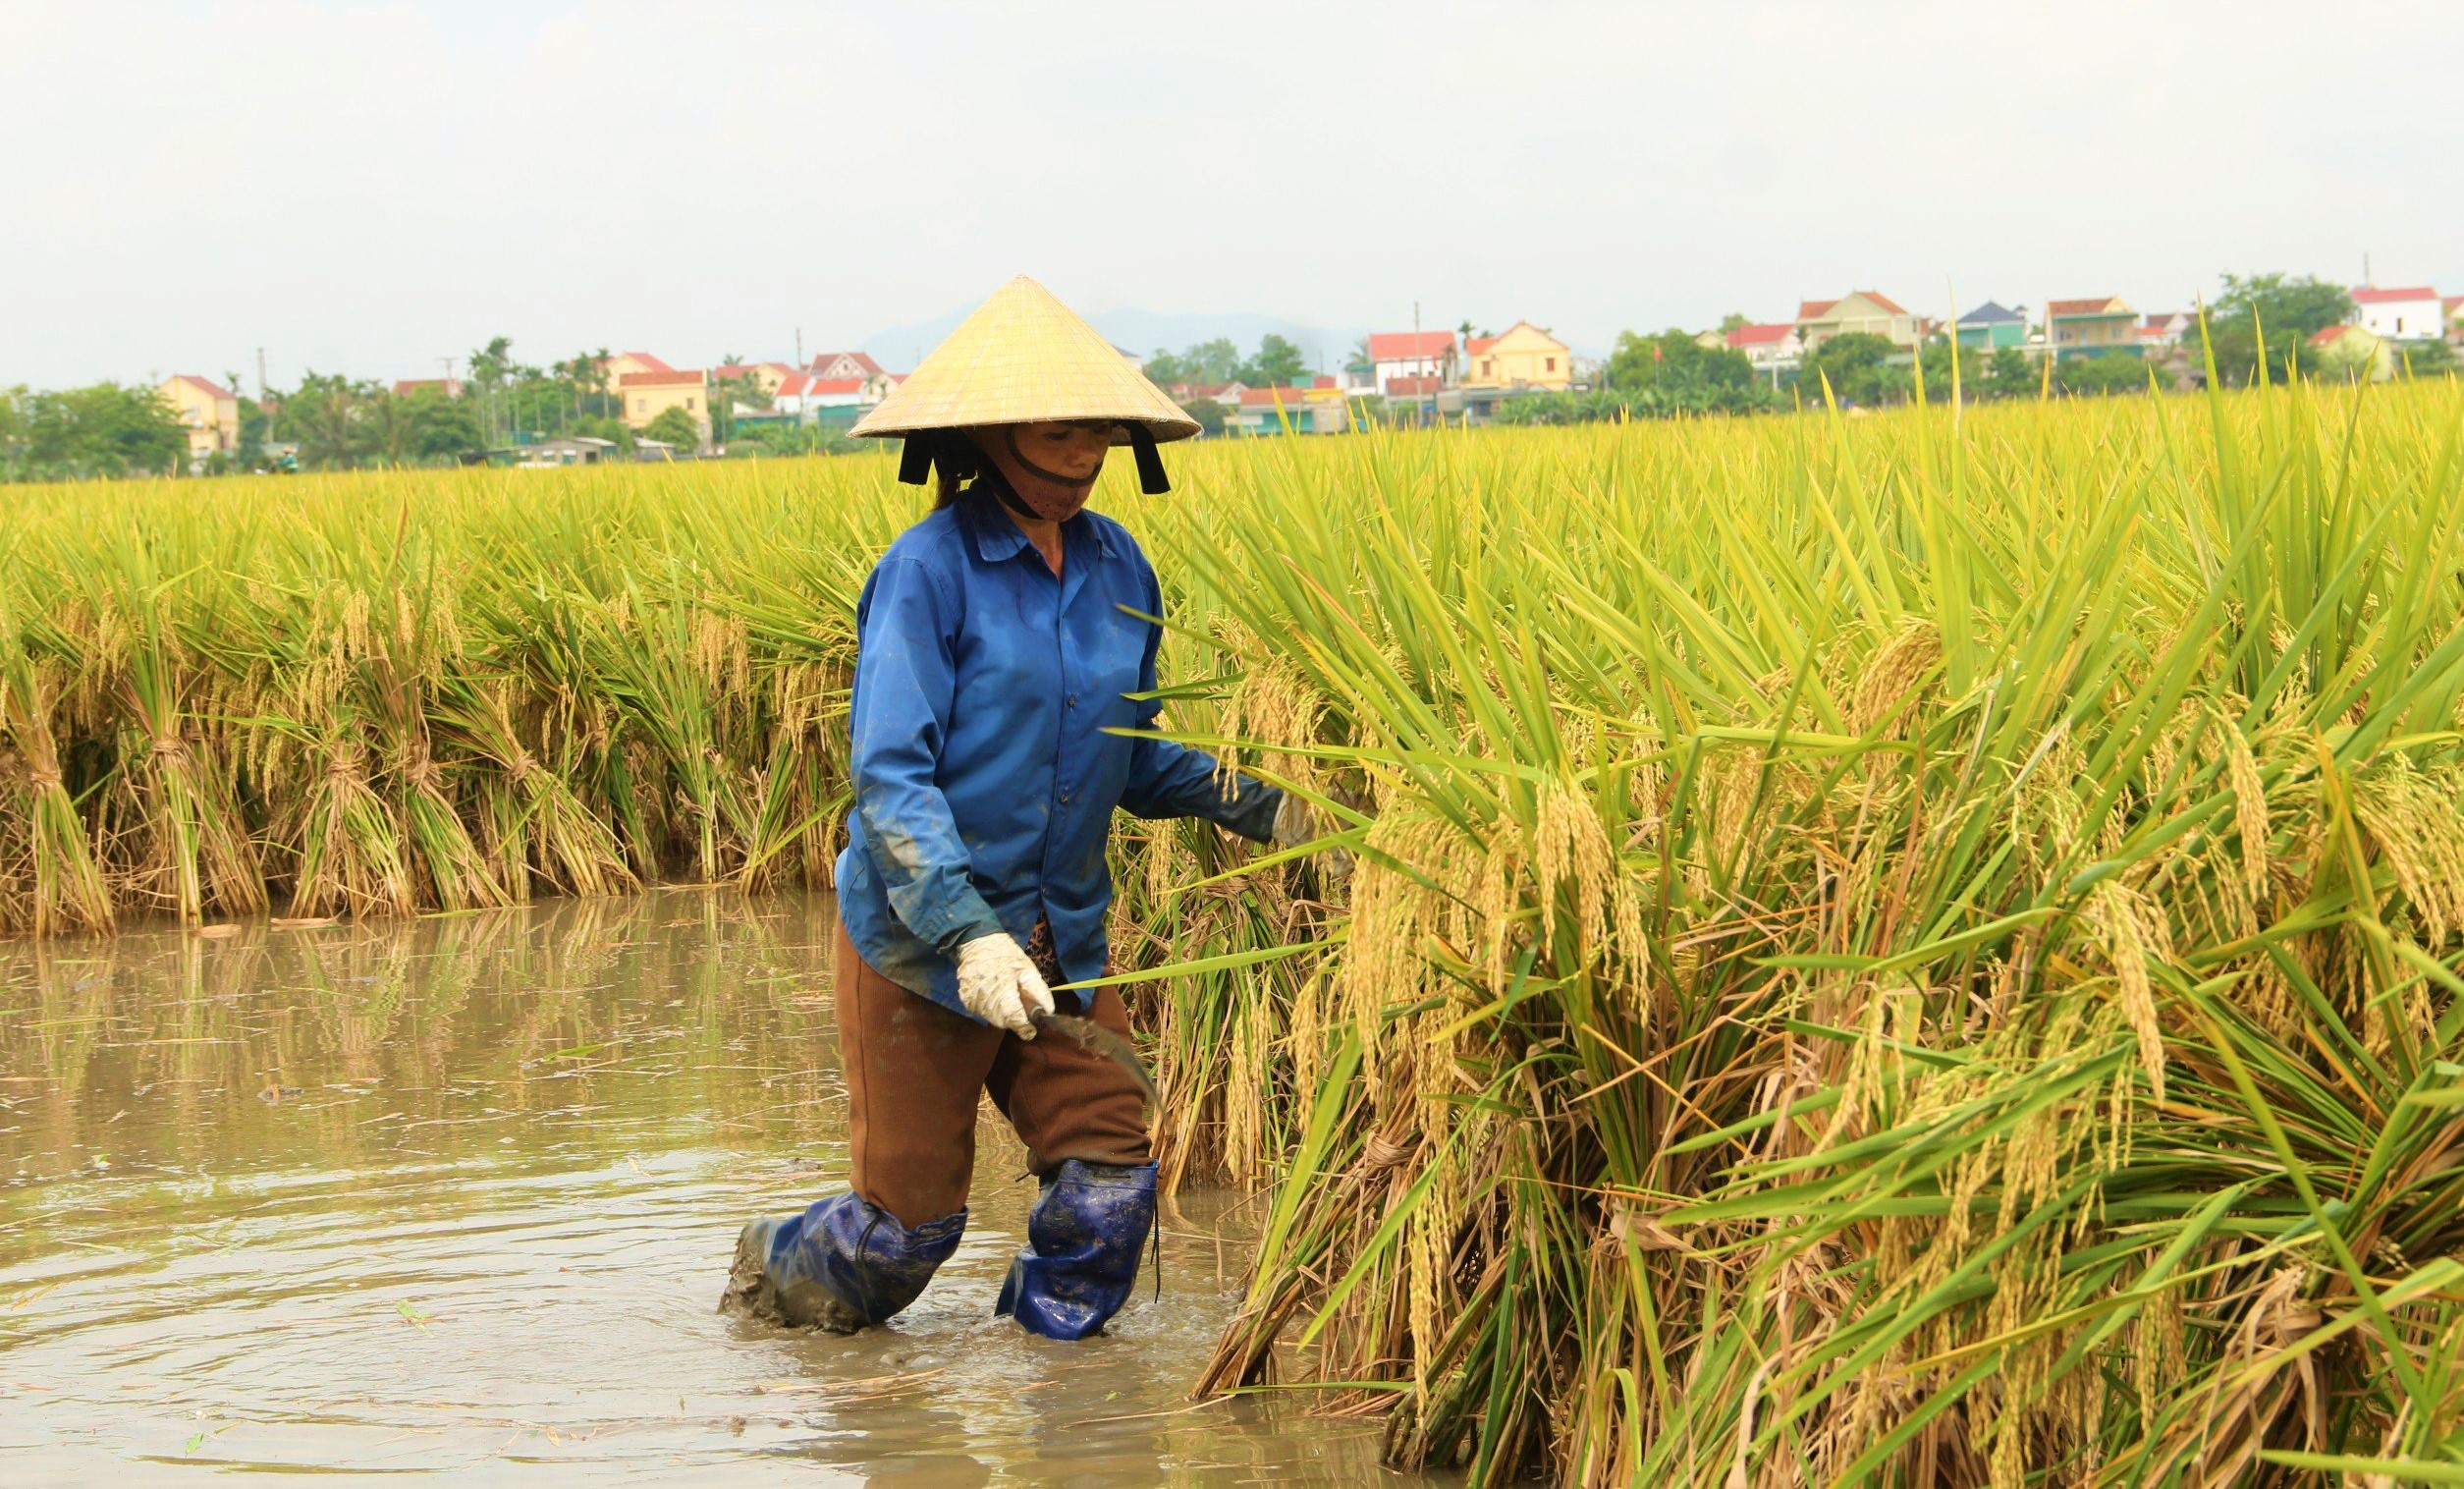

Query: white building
left=2138, top=311, right=2194, bottom=353
left=1725, top=322, right=1803, bottom=374
left=1366, top=331, right=1458, bottom=396
left=515, top=436, right=621, bottom=468
left=771, top=373, right=872, bottom=418
left=804, top=350, right=887, bottom=386
left=2351, top=286, right=2444, bottom=342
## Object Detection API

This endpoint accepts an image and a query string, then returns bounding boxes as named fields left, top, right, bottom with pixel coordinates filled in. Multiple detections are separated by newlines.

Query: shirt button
left=1060, top=793, right=1072, bottom=804
left=1068, top=695, right=1078, bottom=707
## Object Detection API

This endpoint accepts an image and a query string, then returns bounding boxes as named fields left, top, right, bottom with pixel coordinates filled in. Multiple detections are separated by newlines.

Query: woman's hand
left=955, top=933, right=1058, bottom=1038
left=1271, top=792, right=1354, bottom=886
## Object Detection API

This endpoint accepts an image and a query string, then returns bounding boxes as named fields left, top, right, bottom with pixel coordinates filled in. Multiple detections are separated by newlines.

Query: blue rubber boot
left=721, top=1191, right=963, bottom=1332
left=994, top=1160, right=1156, bottom=1340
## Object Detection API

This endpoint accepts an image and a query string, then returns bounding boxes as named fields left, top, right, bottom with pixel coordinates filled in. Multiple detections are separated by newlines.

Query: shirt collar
left=958, top=489, right=1111, bottom=565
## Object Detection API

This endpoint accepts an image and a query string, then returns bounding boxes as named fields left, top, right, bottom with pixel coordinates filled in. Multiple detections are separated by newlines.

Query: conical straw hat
left=849, top=276, right=1198, bottom=443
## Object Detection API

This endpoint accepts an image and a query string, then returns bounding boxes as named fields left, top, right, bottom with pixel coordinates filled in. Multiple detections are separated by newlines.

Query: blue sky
left=3, top=0, right=2458, bottom=389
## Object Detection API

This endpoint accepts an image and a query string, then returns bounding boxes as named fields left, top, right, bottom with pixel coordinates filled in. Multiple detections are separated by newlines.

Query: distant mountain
left=860, top=304, right=1371, bottom=375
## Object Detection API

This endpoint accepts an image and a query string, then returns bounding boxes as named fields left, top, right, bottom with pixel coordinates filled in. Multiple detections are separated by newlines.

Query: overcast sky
left=4, top=0, right=2458, bottom=390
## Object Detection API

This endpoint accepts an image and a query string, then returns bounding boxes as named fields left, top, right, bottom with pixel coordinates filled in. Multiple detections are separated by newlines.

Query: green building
left=1955, top=302, right=2028, bottom=351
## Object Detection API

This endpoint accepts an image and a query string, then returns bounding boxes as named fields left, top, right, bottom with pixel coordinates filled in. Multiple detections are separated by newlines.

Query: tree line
left=10, top=277, right=2452, bottom=477
left=1142, top=334, right=1313, bottom=391
left=1496, top=274, right=2456, bottom=426
left=0, top=336, right=820, bottom=481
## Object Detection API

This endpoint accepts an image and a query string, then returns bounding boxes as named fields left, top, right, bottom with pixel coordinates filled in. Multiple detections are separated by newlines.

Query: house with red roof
left=596, top=352, right=673, bottom=388
left=771, top=372, right=877, bottom=427
left=2045, top=297, right=2140, bottom=359
left=391, top=377, right=464, bottom=400
left=1725, top=321, right=1804, bottom=373
left=157, top=374, right=239, bottom=461
left=798, top=351, right=904, bottom=412
left=2350, top=286, right=2444, bottom=343
left=2447, top=297, right=2464, bottom=350
left=2307, top=323, right=2394, bottom=380
left=618, top=368, right=710, bottom=446
left=807, top=350, right=886, bottom=382
left=1461, top=322, right=1571, bottom=391
left=1795, top=292, right=1922, bottom=352
left=1366, top=331, right=1458, bottom=395
left=1222, top=377, right=1351, bottom=436
left=2138, top=311, right=2194, bottom=354
left=712, top=361, right=798, bottom=400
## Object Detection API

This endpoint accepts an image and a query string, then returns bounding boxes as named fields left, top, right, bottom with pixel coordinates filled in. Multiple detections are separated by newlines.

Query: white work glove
left=1271, top=792, right=1353, bottom=886
left=954, top=933, right=1056, bottom=1039
left=1270, top=792, right=1320, bottom=849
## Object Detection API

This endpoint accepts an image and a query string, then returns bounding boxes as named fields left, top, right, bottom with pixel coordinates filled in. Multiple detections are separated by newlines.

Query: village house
left=158, top=374, right=239, bottom=461
left=1167, top=382, right=1248, bottom=412
left=515, top=435, right=621, bottom=468
left=802, top=351, right=904, bottom=407
left=619, top=368, right=711, bottom=446
left=1366, top=331, right=1459, bottom=395
left=712, top=362, right=798, bottom=400
left=597, top=351, right=674, bottom=388
left=1795, top=292, right=1922, bottom=351
left=2448, top=298, right=2464, bottom=349
left=771, top=372, right=876, bottom=429
left=2045, top=297, right=2140, bottom=358
left=391, top=377, right=464, bottom=400
left=1176, top=381, right=1246, bottom=407
left=807, top=350, right=886, bottom=382
left=1725, top=322, right=1803, bottom=375
left=2308, top=323, right=2394, bottom=380
left=2350, top=286, right=2444, bottom=342
left=1462, top=322, right=1571, bottom=390
left=2138, top=311, right=2194, bottom=354
left=1222, top=378, right=1350, bottom=436
left=1954, top=303, right=2028, bottom=352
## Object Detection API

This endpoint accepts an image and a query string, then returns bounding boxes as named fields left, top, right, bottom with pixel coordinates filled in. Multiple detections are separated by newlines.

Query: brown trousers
left=834, top=920, right=1152, bottom=1230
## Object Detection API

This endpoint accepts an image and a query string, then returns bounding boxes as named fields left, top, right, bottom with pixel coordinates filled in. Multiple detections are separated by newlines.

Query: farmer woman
left=722, top=277, right=1310, bottom=1340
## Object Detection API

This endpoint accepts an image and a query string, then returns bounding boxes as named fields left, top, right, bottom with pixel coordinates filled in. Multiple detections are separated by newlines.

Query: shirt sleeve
left=849, top=556, right=1008, bottom=956
left=1115, top=560, right=1284, bottom=842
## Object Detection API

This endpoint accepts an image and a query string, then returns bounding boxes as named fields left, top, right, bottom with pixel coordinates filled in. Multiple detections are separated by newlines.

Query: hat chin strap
left=897, top=432, right=1002, bottom=499
left=893, top=426, right=1172, bottom=499
left=978, top=464, right=1051, bottom=524
left=1125, top=425, right=1171, bottom=495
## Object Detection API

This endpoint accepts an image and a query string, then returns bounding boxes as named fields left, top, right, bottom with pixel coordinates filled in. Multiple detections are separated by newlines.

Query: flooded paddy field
left=0, top=890, right=1424, bottom=1486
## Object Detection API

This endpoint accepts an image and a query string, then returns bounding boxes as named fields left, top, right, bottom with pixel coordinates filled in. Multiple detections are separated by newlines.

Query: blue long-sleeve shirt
left=835, top=491, right=1280, bottom=1019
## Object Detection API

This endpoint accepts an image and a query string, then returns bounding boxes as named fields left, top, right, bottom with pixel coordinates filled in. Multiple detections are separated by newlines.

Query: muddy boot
left=719, top=1192, right=963, bottom=1332
left=995, top=1160, right=1155, bottom=1340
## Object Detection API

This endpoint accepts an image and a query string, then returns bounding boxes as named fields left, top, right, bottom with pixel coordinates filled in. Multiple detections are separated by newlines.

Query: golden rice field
left=6, top=380, right=2464, bottom=1486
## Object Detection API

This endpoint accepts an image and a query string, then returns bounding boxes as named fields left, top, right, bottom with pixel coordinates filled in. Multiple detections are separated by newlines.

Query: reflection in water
left=0, top=891, right=1417, bottom=1487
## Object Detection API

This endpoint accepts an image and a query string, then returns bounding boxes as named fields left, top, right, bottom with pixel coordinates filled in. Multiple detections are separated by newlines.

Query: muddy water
left=0, top=890, right=1418, bottom=1486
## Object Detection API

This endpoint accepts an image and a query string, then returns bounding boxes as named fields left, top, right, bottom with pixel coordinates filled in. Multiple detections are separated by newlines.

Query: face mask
left=972, top=423, right=1113, bottom=523
left=992, top=465, right=1089, bottom=524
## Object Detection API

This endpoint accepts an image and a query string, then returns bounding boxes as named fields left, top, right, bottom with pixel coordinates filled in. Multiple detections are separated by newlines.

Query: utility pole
left=255, top=347, right=268, bottom=401
left=1413, top=300, right=1426, bottom=422
left=2362, top=250, right=2372, bottom=289
left=795, top=326, right=803, bottom=366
